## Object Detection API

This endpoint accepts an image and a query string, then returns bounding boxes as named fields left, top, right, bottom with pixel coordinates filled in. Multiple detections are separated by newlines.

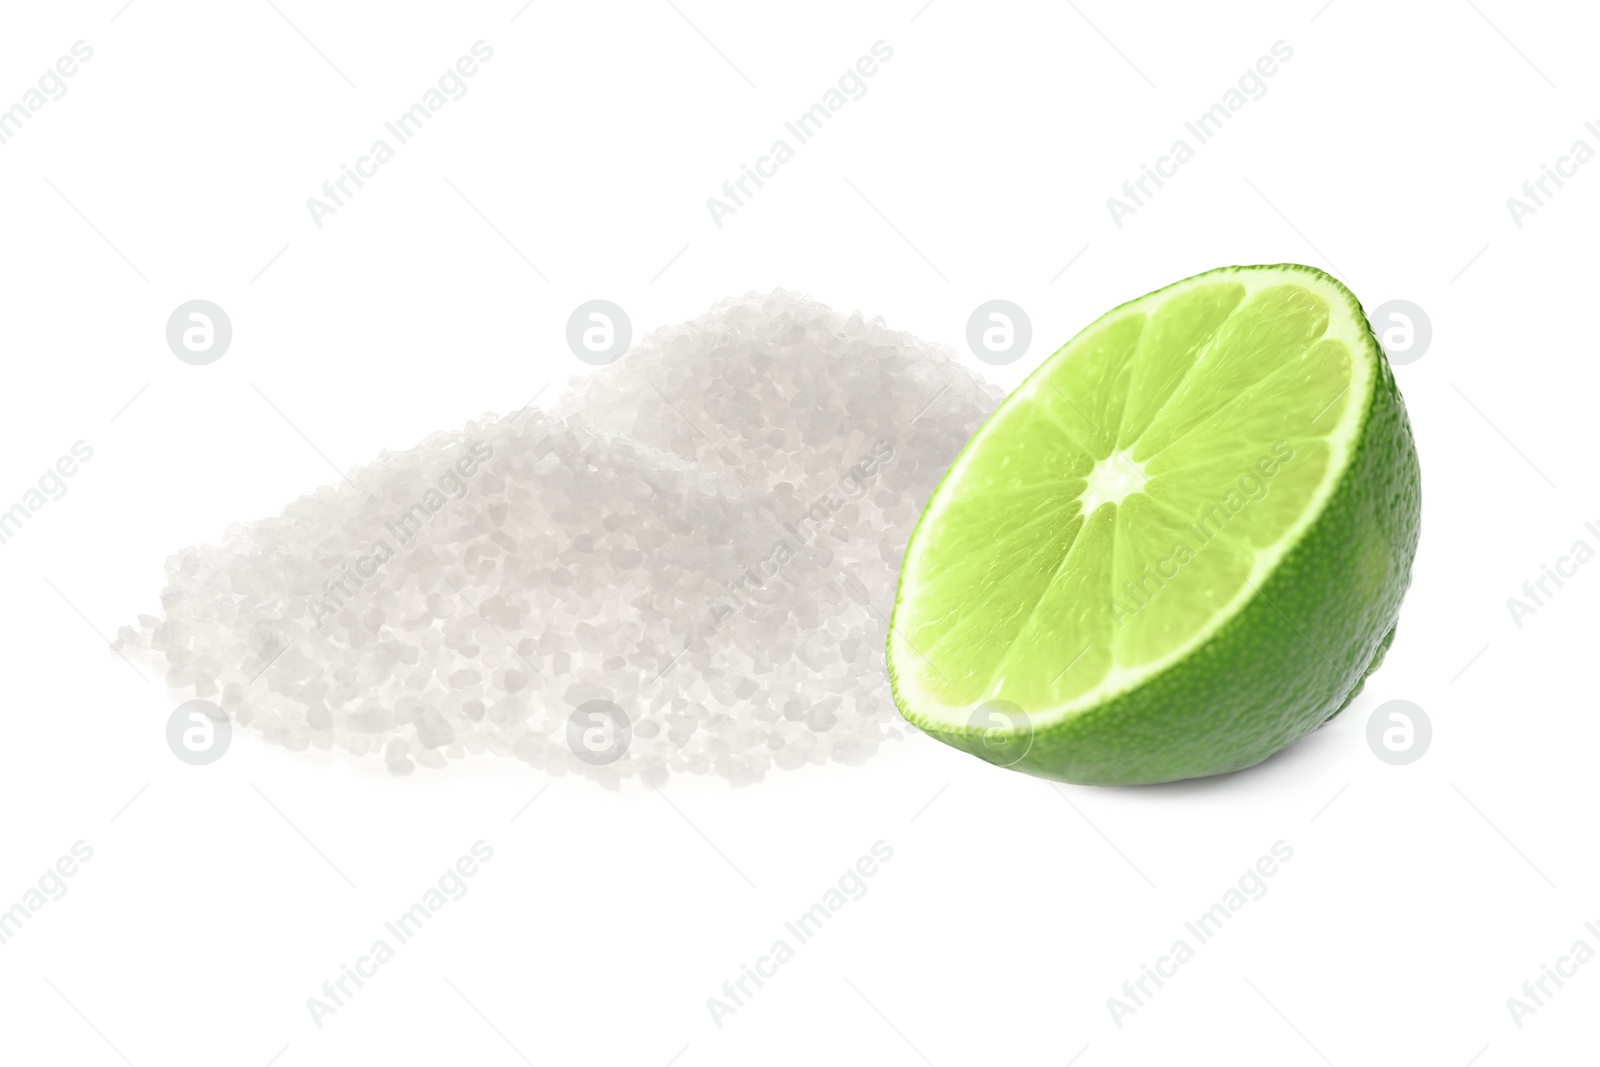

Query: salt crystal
left=114, top=291, right=998, bottom=785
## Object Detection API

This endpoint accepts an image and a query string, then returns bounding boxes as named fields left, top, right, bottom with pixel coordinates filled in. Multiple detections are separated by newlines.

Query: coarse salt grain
left=115, top=290, right=1000, bottom=786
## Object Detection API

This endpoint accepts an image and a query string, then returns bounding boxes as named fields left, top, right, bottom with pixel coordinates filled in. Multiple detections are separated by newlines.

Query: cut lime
left=887, top=264, right=1420, bottom=784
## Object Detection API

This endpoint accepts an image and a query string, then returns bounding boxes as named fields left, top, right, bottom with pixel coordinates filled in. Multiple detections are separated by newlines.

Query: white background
left=0, top=1, right=1593, bottom=1064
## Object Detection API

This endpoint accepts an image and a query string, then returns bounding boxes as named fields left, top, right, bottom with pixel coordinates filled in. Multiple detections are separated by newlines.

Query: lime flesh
left=887, top=264, right=1421, bottom=784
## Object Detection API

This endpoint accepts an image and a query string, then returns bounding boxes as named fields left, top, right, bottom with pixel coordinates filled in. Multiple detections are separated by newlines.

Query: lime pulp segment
left=889, top=266, right=1374, bottom=734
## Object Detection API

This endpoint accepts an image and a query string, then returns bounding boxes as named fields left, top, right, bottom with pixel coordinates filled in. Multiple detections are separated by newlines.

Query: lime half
left=887, top=264, right=1420, bottom=784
